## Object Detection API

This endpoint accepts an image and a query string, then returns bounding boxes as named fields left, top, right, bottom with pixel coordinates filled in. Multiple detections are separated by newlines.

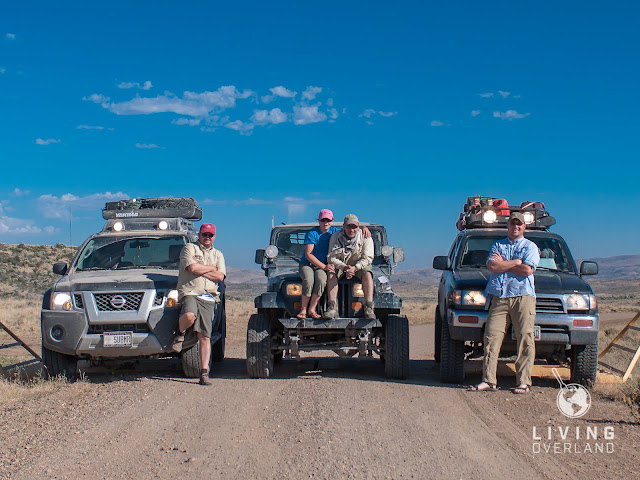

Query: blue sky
left=1, top=1, right=639, bottom=269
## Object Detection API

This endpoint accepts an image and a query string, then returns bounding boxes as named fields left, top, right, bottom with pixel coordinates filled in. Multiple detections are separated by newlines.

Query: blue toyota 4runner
left=433, top=197, right=599, bottom=386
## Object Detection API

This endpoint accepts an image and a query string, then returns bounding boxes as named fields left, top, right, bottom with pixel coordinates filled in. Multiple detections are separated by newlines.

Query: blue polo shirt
left=299, top=226, right=341, bottom=266
left=485, top=236, right=540, bottom=298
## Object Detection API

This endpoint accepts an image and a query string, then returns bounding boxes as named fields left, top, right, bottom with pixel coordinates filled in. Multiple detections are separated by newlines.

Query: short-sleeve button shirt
left=485, top=236, right=540, bottom=298
left=177, top=242, right=226, bottom=299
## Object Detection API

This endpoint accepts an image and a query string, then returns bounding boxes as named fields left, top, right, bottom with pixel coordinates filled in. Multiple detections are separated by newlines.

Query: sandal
left=309, top=311, right=322, bottom=319
left=467, top=382, right=498, bottom=392
left=296, top=310, right=307, bottom=319
left=513, top=385, right=531, bottom=394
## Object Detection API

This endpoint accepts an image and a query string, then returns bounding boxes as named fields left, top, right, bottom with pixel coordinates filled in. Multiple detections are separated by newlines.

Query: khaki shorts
left=181, top=295, right=216, bottom=339
left=335, top=264, right=372, bottom=280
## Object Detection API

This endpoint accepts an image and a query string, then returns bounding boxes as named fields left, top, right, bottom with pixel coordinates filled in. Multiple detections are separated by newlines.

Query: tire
left=246, top=313, right=273, bottom=378
left=439, top=318, right=465, bottom=383
left=42, top=346, right=78, bottom=381
left=570, top=342, right=598, bottom=387
left=181, top=342, right=201, bottom=378
left=384, top=314, right=410, bottom=379
left=434, top=309, right=442, bottom=363
left=211, top=308, right=226, bottom=363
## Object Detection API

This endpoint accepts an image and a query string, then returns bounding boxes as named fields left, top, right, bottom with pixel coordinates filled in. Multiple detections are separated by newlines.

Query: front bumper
left=447, top=309, right=599, bottom=345
left=41, top=308, right=181, bottom=358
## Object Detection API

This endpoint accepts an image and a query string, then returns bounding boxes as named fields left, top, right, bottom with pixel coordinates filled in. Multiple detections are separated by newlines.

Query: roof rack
left=456, top=196, right=555, bottom=231
left=102, top=197, right=202, bottom=221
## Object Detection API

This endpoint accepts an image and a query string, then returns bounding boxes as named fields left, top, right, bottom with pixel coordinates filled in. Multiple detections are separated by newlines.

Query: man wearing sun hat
left=324, top=214, right=375, bottom=320
left=469, top=211, right=540, bottom=393
left=171, top=223, right=226, bottom=385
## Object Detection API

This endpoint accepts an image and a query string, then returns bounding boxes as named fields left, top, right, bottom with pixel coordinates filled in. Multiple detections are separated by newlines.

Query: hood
left=55, top=269, right=178, bottom=292
left=453, top=268, right=593, bottom=294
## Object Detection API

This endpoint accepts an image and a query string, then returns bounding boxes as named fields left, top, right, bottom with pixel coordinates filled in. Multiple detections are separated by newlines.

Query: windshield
left=75, top=235, right=187, bottom=271
left=273, top=226, right=386, bottom=259
left=458, top=234, right=576, bottom=273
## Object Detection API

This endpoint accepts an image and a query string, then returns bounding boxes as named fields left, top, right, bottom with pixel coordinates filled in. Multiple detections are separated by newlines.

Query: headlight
left=286, top=284, right=302, bottom=296
left=452, top=290, right=486, bottom=306
left=353, top=283, right=364, bottom=297
left=167, top=289, right=179, bottom=307
left=482, top=210, right=497, bottom=224
left=566, top=293, right=589, bottom=310
left=522, top=212, right=534, bottom=225
left=51, top=292, right=72, bottom=310
left=265, top=245, right=278, bottom=259
left=381, top=245, right=393, bottom=258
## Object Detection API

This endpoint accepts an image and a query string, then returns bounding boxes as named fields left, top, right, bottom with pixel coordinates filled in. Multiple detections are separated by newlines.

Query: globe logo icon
left=556, top=383, right=591, bottom=418
left=552, top=368, right=592, bottom=418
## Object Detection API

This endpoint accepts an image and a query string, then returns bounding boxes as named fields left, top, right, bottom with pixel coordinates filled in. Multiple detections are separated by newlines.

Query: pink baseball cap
left=318, top=209, right=334, bottom=221
left=200, top=223, right=216, bottom=235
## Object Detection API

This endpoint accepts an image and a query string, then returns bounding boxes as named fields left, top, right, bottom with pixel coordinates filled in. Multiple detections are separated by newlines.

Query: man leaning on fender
left=171, top=223, right=226, bottom=386
left=469, top=211, right=540, bottom=394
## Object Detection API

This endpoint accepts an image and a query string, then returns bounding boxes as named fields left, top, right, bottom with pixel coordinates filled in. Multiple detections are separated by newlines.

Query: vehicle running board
left=279, top=317, right=382, bottom=329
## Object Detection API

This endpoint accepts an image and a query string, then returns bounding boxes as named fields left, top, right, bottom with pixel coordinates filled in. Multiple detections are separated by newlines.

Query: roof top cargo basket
left=456, top=195, right=555, bottom=231
left=102, top=197, right=202, bottom=221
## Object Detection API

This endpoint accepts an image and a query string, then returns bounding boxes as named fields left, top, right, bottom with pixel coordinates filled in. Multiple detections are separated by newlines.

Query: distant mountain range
left=225, top=254, right=640, bottom=284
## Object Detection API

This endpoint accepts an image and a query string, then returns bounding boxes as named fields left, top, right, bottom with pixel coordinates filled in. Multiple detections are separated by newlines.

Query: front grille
left=74, top=294, right=84, bottom=309
left=94, top=292, right=144, bottom=312
left=536, top=297, right=564, bottom=313
left=87, top=323, right=150, bottom=334
left=154, top=291, right=164, bottom=306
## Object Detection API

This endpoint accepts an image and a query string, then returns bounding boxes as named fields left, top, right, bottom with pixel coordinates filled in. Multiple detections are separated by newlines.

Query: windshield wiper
left=76, top=266, right=109, bottom=271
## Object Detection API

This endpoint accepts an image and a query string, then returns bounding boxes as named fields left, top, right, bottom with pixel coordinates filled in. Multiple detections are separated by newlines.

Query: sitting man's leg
left=359, top=269, right=375, bottom=320
left=323, top=271, right=339, bottom=319
left=171, top=296, right=197, bottom=352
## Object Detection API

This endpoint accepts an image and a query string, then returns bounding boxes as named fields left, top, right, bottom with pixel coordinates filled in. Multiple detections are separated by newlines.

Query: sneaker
left=364, top=302, right=375, bottom=320
left=322, top=301, right=338, bottom=319
left=199, top=374, right=212, bottom=386
left=170, top=332, right=185, bottom=353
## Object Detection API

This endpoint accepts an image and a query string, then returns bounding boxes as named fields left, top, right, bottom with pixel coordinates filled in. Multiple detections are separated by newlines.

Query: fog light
left=158, top=220, right=169, bottom=230
left=287, top=284, right=302, bottom=296
left=352, top=302, right=362, bottom=311
left=113, top=221, right=124, bottom=232
left=483, top=210, right=497, bottom=224
left=522, top=212, right=534, bottom=225
left=51, top=326, right=64, bottom=340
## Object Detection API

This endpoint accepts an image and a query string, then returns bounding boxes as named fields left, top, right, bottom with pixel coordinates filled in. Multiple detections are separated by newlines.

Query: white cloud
left=478, top=93, right=494, bottom=98
left=172, top=118, right=202, bottom=126
left=359, top=109, right=397, bottom=120
left=37, top=191, right=128, bottom=219
left=328, top=108, right=338, bottom=121
left=301, top=86, right=322, bottom=101
left=430, top=120, right=444, bottom=127
left=471, top=110, right=481, bottom=117
left=293, top=105, right=327, bottom=125
left=83, top=93, right=110, bottom=104
left=360, top=108, right=376, bottom=119
left=35, top=138, right=60, bottom=145
left=135, top=143, right=163, bottom=149
left=224, top=120, right=254, bottom=133
left=117, top=80, right=153, bottom=90
left=11, top=188, right=30, bottom=196
left=251, top=108, right=287, bottom=125
left=76, top=125, right=105, bottom=130
left=106, top=86, right=253, bottom=117
left=498, top=90, right=511, bottom=98
left=493, top=110, right=530, bottom=120
left=270, top=86, right=297, bottom=98
left=0, top=216, right=44, bottom=235
left=6, top=33, right=15, bottom=40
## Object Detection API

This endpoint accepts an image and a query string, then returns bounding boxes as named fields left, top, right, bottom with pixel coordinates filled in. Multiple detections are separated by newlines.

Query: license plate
left=103, top=331, right=133, bottom=347
left=512, top=325, right=541, bottom=341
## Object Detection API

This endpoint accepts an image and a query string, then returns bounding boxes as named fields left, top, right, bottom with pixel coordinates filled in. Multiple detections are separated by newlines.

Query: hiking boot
left=170, top=332, right=185, bottom=353
left=199, top=374, right=212, bottom=386
left=323, top=301, right=338, bottom=319
left=364, top=301, right=376, bottom=320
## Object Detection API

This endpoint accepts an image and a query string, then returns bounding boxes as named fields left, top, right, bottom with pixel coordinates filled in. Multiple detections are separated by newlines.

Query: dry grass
left=0, top=370, right=79, bottom=406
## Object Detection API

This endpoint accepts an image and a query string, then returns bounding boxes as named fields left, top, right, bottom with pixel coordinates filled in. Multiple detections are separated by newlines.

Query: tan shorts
left=181, top=295, right=216, bottom=339
left=335, top=264, right=372, bottom=280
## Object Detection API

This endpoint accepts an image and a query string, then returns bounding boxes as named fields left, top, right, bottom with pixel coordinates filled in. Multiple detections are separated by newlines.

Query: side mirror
left=393, top=247, right=404, bottom=263
left=53, top=262, right=68, bottom=275
left=433, top=256, right=451, bottom=270
left=255, top=249, right=265, bottom=264
left=580, top=261, right=598, bottom=276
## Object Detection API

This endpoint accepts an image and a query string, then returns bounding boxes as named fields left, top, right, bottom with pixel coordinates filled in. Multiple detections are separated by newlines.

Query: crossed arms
left=487, top=253, right=534, bottom=276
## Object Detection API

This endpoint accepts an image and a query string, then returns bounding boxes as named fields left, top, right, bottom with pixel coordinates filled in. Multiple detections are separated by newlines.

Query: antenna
left=69, top=207, right=73, bottom=246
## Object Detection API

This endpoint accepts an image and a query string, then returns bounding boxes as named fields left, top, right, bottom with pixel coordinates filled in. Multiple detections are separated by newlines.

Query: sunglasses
left=345, top=224, right=359, bottom=229
left=200, top=233, right=214, bottom=238
left=319, top=218, right=333, bottom=223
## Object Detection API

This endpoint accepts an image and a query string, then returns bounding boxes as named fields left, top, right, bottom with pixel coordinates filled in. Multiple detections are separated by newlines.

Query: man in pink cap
left=172, top=223, right=226, bottom=385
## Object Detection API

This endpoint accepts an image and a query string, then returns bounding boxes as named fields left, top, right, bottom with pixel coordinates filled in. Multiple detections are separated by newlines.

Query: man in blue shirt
left=470, top=212, right=540, bottom=393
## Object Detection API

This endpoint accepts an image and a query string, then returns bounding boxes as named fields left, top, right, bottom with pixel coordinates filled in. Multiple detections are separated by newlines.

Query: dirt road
left=1, top=324, right=638, bottom=480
